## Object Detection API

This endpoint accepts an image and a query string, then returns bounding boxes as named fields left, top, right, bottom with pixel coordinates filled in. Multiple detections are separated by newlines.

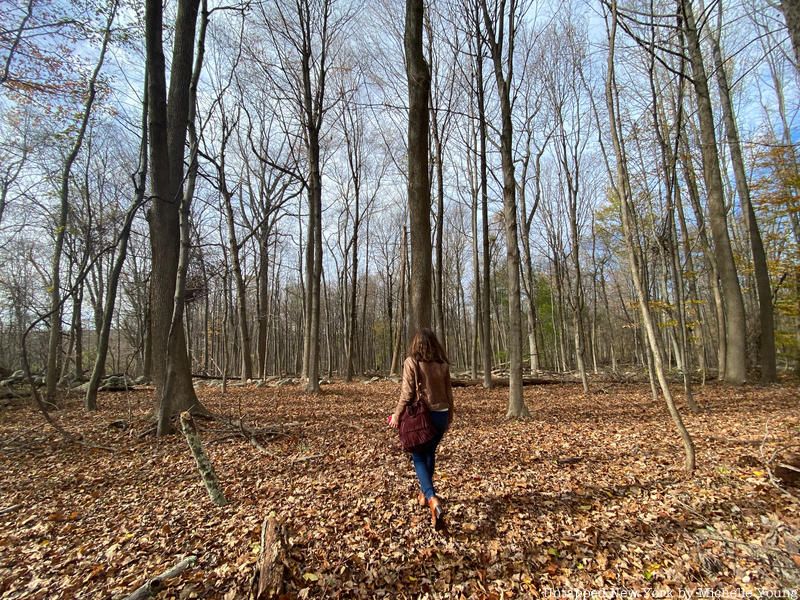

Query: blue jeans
left=411, top=410, right=449, bottom=500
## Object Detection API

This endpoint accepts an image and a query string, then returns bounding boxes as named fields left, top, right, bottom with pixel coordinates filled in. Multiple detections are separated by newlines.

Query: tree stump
left=179, top=411, right=228, bottom=506
left=250, top=516, right=288, bottom=599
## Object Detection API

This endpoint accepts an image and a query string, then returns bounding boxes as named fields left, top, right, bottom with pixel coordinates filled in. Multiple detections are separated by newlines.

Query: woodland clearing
left=0, top=380, right=798, bottom=598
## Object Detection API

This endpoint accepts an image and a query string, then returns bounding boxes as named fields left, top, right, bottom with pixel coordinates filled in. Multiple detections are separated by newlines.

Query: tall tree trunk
left=474, top=6, right=492, bottom=388
left=406, top=0, right=432, bottom=331
left=469, top=121, right=481, bottom=379
left=590, top=223, right=599, bottom=374
left=200, top=253, right=209, bottom=375
left=73, top=284, right=83, bottom=379
left=341, top=104, right=361, bottom=382
left=519, top=146, right=544, bottom=374
left=145, top=0, right=202, bottom=429
left=222, top=184, right=253, bottom=382
left=386, top=262, right=394, bottom=372
left=681, top=0, right=747, bottom=384
left=221, top=273, right=229, bottom=392
left=567, top=191, right=589, bottom=393
left=345, top=202, right=359, bottom=381
left=257, top=233, right=269, bottom=378
left=709, top=20, right=776, bottom=383
left=675, top=185, right=706, bottom=382
left=360, top=216, right=371, bottom=369
left=296, top=0, right=330, bottom=394
left=308, top=144, right=323, bottom=392
left=143, top=302, right=152, bottom=380
left=158, top=152, right=200, bottom=434
left=680, top=132, right=726, bottom=377
left=323, top=269, right=333, bottom=378
left=480, top=0, right=528, bottom=418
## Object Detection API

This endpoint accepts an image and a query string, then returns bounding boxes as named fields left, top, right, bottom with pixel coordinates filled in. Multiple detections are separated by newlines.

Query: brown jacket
left=393, top=356, right=454, bottom=423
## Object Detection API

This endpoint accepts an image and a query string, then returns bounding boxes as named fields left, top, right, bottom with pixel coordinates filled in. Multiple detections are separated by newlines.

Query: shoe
left=417, top=492, right=426, bottom=507
left=428, top=496, right=444, bottom=529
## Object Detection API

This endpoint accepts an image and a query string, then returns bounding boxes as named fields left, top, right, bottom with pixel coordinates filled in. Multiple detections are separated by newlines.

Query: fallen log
left=180, top=411, right=228, bottom=507
left=124, top=555, right=197, bottom=600
left=250, top=516, right=288, bottom=600
left=450, top=377, right=564, bottom=388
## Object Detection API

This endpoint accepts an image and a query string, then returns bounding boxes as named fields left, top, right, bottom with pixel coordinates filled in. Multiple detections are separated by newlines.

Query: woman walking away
left=390, top=328, right=454, bottom=529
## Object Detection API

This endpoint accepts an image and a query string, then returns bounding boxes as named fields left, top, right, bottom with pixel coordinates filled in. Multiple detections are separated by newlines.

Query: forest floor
left=1, top=379, right=799, bottom=599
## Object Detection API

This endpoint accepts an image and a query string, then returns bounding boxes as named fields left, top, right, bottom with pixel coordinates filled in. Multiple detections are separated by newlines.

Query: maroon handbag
left=398, top=360, right=438, bottom=452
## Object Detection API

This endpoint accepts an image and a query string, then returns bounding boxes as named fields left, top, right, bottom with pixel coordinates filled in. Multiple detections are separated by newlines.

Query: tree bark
left=780, top=0, right=800, bottom=69
left=145, top=0, right=201, bottom=424
left=406, top=0, right=432, bottom=332
left=709, top=19, right=776, bottom=383
left=468, top=97, right=481, bottom=379
left=566, top=173, right=589, bottom=394
left=306, top=130, right=322, bottom=392
left=179, top=412, right=227, bottom=506
left=292, top=0, right=331, bottom=393
left=646, top=43, right=698, bottom=410
left=257, top=235, right=269, bottom=378
left=474, top=5, right=493, bottom=389
left=480, top=0, right=528, bottom=418
left=251, top=516, right=287, bottom=600
left=519, top=139, right=544, bottom=375
left=341, top=102, right=362, bottom=382
left=681, top=0, right=747, bottom=384
left=124, top=556, right=197, bottom=600
left=73, top=284, right=83, bottom=379
left=431, top=110, right=446, bottom=342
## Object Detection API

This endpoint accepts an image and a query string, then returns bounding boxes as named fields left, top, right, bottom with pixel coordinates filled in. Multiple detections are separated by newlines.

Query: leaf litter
left=0, top=381, right=798, bottom=598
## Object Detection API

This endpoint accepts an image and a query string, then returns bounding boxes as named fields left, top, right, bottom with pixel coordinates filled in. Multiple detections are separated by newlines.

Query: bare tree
left=479, top=0, right=528, bottom=417
left=255, top=0, right=348, bottom=390
left=85, top=78, right=148, bottom=411
left=543, top=18, right=591, bottom=394
left=680, top=0, right=747, bottom=384
left=146, top=0, right=206, bottom=433
left=515, top=47, right=549, bottom=374
left=45, top=0, right=117, bottom=403
left=604, top=0, right=695, bottom=473
left=406, top=0, right=433, bottom=331
left=709, top=9, right=776, bottom=382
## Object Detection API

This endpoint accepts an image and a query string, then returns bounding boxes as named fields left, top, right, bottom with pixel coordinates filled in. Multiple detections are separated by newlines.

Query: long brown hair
left=407, top=328, right=449, bottom=363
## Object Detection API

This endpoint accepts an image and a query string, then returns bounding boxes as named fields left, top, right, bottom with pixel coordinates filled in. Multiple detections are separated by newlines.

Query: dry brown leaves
left=0, top=380, right=799, bottom=598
